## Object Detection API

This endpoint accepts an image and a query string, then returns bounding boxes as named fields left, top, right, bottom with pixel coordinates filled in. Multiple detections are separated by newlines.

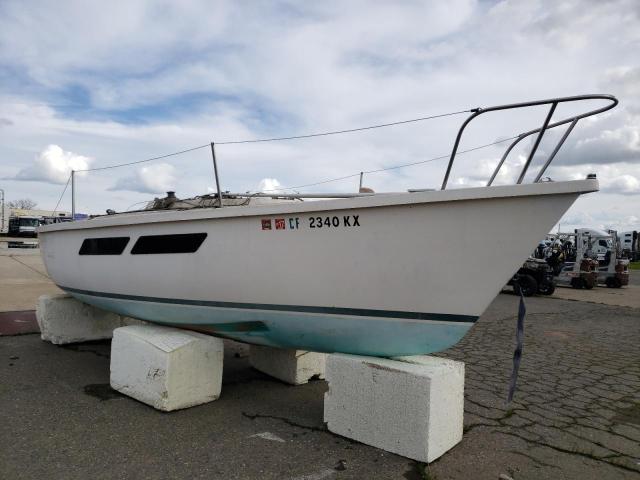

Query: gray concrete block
left=324, top=354, right=464, bottom=463
left=110, top=325, right=224, bottom=411
left=249, top=345, right=326, bottom=385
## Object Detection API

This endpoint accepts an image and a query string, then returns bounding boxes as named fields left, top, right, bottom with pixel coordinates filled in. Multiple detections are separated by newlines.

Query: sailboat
left=38, top=94, right=617, bottom=356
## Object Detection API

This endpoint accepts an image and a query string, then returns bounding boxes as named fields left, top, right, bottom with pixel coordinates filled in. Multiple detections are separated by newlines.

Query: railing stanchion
left=534, top=118, right=579, bottom=183
left=441, top=110, right=481, bottom=190
left=487, top=135, right=523, bottom=186
left=71, top=170, right=76, bottom=221
left=517, top=102, right=557, bottom=184
left=210, top=142, right=223, bottom=207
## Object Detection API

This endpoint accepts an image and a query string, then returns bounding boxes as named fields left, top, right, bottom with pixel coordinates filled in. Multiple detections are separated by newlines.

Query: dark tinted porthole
left=131, top=233, right=207, bottom=254
left=79, top=237, right=130, bottom=255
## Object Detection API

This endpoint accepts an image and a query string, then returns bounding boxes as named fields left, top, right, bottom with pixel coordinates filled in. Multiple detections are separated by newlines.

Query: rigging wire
left=75, top=109, right=471, bottom=172
left=78, top=144, right=211, bottom=172
left=215, top=110, right=472, bottom=145
left=259, top=134, right=521, bottom=193
left=126, top=133, right=519, bottom=201
left=125, top=200, right=152, bottom=211
left=56, top=133, right=520, bottom=209
left=49, top=107, right=510, bottom=207
left=51, top=173, right=72, bottom=216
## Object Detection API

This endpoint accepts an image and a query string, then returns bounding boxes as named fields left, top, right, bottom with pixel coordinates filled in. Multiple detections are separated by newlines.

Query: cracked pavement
left=436, top=295, right=640, bottom=479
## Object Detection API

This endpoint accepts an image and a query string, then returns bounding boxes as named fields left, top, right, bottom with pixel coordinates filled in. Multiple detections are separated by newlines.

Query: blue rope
left=507, top=290, right=526, bottom=404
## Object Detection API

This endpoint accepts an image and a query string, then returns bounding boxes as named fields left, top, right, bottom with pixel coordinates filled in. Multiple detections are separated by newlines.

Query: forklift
left=546, top=232, right=598, bottom=289
left=600, top=230, right=630, bottom=288
left=549, top=229, right=628, bottom=289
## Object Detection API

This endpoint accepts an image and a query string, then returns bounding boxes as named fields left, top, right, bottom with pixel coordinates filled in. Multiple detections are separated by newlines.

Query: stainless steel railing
left=440, top=94, right=618, bottom=190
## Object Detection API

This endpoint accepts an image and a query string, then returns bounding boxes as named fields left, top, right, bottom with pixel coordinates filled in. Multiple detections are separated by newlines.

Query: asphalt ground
left=1, top=247, right=639, bottom=479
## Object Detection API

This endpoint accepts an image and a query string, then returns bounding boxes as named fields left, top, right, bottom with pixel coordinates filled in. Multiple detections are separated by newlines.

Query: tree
left=7, top=198, right=38, bottom=210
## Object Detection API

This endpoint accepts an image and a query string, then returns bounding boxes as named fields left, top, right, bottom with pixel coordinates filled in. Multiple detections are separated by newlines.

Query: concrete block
left=36, top=294, right=124, bottom=345
left=249, top=345, right=326, bottom=385
left=110, top=325, right=223, bottom=411
left=324, top=354, right=464, bottom=463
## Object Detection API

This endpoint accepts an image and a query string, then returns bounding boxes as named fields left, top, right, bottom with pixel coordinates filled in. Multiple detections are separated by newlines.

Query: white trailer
left=619, top=230, right=639, bottom=261
left=574, top=228, right=612, bottom=260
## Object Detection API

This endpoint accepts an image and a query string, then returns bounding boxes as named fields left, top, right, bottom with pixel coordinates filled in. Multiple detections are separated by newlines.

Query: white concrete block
left=110, top=325, right=223, bottom=411
left=36, top=294, right=124, bottom=345
left=249, top=345, right=326, bottom=385
left=324, top=354, right=464, bottom=463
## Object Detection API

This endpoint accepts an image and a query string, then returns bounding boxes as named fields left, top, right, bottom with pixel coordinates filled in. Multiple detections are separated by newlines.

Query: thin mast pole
left=358, top=172, right=363, bottom=191
left=0, top=189, right=4, bottom=233
left=71, top=170, right=76, bottom=221
left=210, top=142, right=223, bottom=207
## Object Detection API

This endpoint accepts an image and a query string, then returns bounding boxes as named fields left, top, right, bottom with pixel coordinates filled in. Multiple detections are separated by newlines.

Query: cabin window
left=130, top=233, right=207, bottom=254
left=79, top=237, right=130, bottom=255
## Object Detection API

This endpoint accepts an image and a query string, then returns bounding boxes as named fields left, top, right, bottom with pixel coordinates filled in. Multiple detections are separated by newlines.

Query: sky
left=0, top=0, right=638, bottom=231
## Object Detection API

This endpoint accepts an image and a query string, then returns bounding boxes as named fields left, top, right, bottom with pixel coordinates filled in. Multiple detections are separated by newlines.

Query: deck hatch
left=79, top=237, right=130, bottom=255
left=131, top=233, right=207, bottom=254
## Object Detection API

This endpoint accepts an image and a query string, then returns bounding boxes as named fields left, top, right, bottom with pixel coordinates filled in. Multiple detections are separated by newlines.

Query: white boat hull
left=38, top=180, right=597, bottom=356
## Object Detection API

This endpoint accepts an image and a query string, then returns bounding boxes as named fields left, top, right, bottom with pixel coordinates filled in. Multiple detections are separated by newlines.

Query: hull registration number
left=309, top=215, right=360, bottom=228
left=261, top=215, right=360, bottom=231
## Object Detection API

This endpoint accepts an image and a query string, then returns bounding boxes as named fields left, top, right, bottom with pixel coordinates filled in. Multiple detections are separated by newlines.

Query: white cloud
left=256, top=178, right=283, bottom=193
left=548, top=162, right=640, bottom=193
left=557, top=114, right=640, bottom=166
left=602, top=66, right=640, bottom=104
left=458, top=153, right=527, bottom=187
left=13, top=144, right=90, bottom=184
left=602, top=174, right=640, bottom=195
left=559, top=207, right=640, bottom=233
left=559, top=210, right=595, bottom=227
left=109, top=163, right=177, bottom=194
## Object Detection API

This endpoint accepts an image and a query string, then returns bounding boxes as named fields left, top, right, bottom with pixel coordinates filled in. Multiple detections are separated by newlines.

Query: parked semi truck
left=574, top=228, right=613, bottom=261
left=619, top=230, right=639, bottom=261
left=8, top=215, right=41, bottom=237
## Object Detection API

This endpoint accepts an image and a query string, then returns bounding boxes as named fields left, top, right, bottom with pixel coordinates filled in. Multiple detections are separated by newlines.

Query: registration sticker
left=261, top=219, right=272, bottom=230
left=275, top=218, right=286, bottom=230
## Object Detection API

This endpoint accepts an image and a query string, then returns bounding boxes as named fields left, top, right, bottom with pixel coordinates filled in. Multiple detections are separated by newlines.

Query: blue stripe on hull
left=60, top=286, right=477, bottom=323
left=66, top=290, right=476, bottom=357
